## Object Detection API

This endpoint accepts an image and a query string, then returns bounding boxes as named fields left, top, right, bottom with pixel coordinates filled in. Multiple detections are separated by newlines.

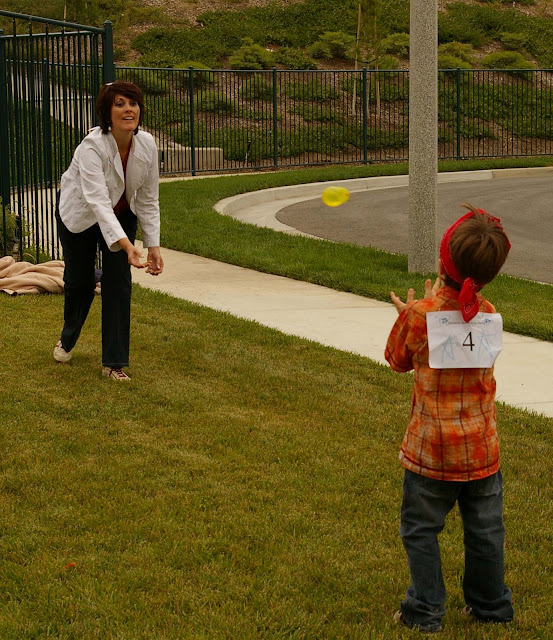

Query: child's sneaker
left=53, top=339, right=72, bottom=363
left=102, top=366, right=131, bottom=381
left=394, top=610, right=442, bottom=634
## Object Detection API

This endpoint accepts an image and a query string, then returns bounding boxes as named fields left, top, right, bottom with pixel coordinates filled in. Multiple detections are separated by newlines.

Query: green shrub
left=438, top=42, right=476, bottom=65
left=439, top=3, right=553, bottom=68
left=279, top=124, right=350, bottom=156
left=308, top=31, right=355, bottom=60
left=52, top=63, right=100, bottom=92
left=289, top=104, right=345, bottom=124
left=438, top=54, right=472, bottom=70
left=235, top=106, right=276, bottom=121
left=194, top=91, right=235, bottom=114
left=275, top=47, right=318, bottom=70
left=239, top=76, right=275, bottom=100
left=481, top=51, right=535, bottom=73
left=174, top=60, right=212, bottom=69
left=284, top=78, right=338, bottom=101
left=458, top=121, right=497, bottom=140
left=229, top=38, right=274, bottom=70
left=366, top=126, right=409, bottom=150
left=380, top=0, right=411, bottom=37
left=438, top=127, right=455, bottom=144
left=380, top=33, right=410, bottom=58
left=139, top=52, right=181, bottom=68
left=379, top=78, right=409, bottom=102
left=437, top=74, right=553, bottom=138
left=172, top=62, right=216, bottom=89
left=308, top=41, right=328, bottom=60
left=118, top=66, right=168, bottom=95
left=340, top=75, right=408, bottom=102
left=113, top=47, right=127, bottom=63
left=499, top=32, right=528, bottom=51
left=372, top=55, right=400, bottom=71
left=0, top=200, right=17, bottom=257
left=118, top=3, right=168, bottom=28
left=0, top=201, right=37, bottom=260
left=195, top=0, right=357, bottom=51
left=132, top=28, right=223, bottom=69
left=525, top=19, right=553, bottom=68
left=21, top=245, right=52, bottom=265
left=437, top=5, right=491, bottom=47
left=143, top=96, right=188, bottom=130
left=168, top=119, right=410, bottom=161
left=179, top=124, right=273, bottom=162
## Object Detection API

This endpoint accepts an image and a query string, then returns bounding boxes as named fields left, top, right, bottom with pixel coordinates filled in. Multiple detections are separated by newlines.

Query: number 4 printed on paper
left=427, top=311, right=503, bottom=369
left=463, top=332, right=475, bottom=351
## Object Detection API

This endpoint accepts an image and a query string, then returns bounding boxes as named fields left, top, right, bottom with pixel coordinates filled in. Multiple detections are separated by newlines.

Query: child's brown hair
left=443, top=203, right=511, bottom=290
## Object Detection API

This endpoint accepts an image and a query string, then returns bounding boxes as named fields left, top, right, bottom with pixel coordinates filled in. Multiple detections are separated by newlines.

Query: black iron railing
left=117, top=66, right=553, bottom=176
left=0, top=10, right=113, bottom=262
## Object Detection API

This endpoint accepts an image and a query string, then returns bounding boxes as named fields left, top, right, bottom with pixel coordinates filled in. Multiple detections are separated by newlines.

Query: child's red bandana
left=439, top=209, right=511, bottom=322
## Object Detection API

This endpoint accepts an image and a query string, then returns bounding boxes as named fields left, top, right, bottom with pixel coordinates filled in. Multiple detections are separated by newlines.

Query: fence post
left=272, top=67, right=278, bottom=169
left=42, top=58, right=53, bottom=185
left=362, top=67, right=368, bottom=164
left=456, top=67, right=461, bottom=161
left=189, top=67, right=196, bottom=176
left=0, top=30, right=10, bottom=207
left=0, top=29, right=10, bottom=255
left=102, top=21, right=115, bottom=83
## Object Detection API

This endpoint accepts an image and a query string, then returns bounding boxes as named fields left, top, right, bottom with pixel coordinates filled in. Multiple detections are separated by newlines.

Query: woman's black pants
left=56, top=209, right=138, bottom=368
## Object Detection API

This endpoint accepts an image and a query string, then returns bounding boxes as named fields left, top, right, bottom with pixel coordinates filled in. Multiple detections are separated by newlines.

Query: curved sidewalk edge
left=214, top=167, right=553, bottom=235
left=133, top=243, right=553, bottom=419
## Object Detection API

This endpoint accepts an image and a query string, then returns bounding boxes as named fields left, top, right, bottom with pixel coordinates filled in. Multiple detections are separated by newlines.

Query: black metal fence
left=117, top=66, right=553, bottom=175
left=0, top=10, right=113, bottom=263
left=116, top=66, right=410, bottom=174
left=439, top=68, right=553, bottom=160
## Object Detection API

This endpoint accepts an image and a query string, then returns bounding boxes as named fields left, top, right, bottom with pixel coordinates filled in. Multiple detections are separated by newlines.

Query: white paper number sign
left=427, top=311, right=503, bottom=369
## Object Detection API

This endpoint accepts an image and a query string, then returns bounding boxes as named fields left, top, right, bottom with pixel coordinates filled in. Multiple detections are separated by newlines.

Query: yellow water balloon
left=322, top=186, right=350, bottom=207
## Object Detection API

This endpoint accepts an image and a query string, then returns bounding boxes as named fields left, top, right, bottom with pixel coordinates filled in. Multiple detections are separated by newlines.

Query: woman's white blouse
left=58, top=126, right=160, bottom=252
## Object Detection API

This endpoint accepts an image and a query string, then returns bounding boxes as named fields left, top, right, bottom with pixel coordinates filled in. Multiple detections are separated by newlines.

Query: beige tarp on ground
left=0, top=256, right=65, bottom=295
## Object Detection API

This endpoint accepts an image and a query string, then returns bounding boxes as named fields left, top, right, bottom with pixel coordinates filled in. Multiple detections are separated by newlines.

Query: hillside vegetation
left=2, top=0, right=553, bottom=70
left=3, top=0, right=553, bottom=168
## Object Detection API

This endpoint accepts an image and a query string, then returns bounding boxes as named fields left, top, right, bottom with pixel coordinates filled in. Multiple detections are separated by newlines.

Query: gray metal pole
left=408, top=0, right=438, bottom=273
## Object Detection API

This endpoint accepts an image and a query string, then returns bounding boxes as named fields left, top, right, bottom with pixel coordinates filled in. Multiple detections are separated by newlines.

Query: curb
left=214, top=167, right=553, bottom=232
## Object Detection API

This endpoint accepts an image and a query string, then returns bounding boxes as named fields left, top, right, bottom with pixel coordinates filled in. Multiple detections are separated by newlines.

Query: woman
left=54, top=80, right=164, bottom=380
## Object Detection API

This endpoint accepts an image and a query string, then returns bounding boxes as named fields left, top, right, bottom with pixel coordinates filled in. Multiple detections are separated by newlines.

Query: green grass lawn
left=159, top=158, right=553, bottom=343
left=3, top=157, right=553, bottom=638
left=1, top=288, right=552, bottom=639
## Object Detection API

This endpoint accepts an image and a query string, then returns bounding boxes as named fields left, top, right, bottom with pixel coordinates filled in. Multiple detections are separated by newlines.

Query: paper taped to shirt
left=427, top=311, right=503, bottom=369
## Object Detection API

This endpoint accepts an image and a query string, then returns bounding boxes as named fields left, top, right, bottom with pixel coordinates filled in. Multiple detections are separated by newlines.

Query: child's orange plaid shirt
left=385, top=286, right=500, bottom=482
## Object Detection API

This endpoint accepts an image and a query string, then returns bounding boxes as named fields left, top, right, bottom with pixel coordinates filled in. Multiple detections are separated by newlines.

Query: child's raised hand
left=390, top=288, right=415, bottom=314
left=424, top=276, right=442, bottom=299
left=390, top=277, right=442, bottom=314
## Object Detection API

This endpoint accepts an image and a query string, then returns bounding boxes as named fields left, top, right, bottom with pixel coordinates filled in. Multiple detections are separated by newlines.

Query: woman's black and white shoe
left=102, top=366, right=131, bottom=381
left=53, top=339, right=73, bottom=363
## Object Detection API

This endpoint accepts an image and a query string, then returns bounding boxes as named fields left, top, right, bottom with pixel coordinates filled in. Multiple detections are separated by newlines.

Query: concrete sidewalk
left=133, top=243, right=553, bottom=419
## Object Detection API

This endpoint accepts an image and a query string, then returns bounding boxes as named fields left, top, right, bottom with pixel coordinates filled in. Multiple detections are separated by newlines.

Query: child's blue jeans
left=399, top=469, right=513, bottom=631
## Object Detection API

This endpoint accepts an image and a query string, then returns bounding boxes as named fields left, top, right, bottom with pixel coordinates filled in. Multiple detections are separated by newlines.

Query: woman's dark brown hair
left=443, top=203, right=511, bottom=290
left=95, top=80, right=144, bottom=134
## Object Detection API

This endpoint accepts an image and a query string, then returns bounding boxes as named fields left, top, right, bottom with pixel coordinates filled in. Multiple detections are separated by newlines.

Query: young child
left=385, top=205, right=514, bottom=633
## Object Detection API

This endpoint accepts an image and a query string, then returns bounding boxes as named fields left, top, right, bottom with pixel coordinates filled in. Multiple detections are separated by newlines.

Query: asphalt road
left=276, top=176, right=552, bottom=283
